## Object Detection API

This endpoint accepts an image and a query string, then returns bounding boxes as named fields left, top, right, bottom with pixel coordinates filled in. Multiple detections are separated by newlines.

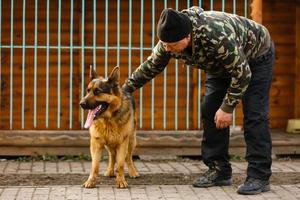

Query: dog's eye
left=86, top=88, right=91, bottom=93
left=94, top=88, right=101, bottom=95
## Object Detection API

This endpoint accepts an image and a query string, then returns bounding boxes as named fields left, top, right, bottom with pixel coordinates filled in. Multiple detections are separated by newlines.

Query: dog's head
left=80, top=66, right=122, bottom=128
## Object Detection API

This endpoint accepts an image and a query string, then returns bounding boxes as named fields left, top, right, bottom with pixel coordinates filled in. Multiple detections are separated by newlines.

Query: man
left=122, top=6, right=275, bottom=195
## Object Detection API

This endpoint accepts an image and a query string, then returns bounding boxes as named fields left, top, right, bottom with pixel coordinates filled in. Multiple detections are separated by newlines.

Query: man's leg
left=193, top=74, right=232, bottom=187
left=238, top=44, right=275, bottom=195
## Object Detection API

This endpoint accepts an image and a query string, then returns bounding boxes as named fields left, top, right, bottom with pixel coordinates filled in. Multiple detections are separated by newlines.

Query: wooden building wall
left=0, top=0, right=298, bottom=130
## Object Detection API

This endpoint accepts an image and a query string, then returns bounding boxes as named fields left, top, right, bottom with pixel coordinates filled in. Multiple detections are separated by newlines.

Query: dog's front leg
left=115, top=139, right=129, bottom=188
left=83, top=137, right=104, bottom=188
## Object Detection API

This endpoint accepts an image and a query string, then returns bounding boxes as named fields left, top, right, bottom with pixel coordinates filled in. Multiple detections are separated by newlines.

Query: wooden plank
left=296, top=2, right=300, bottom=117
left=251, top=0, right=262, bottom=24
left=0, top=130, right=299, bottom=156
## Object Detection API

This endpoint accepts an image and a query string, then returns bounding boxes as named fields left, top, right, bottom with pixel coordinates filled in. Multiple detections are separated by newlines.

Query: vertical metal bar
left=10, top=0, right=14, bottom=129
left=128, top=0, right=132, bottom=77
left=139, top=0, right=144, bottom=128
left=46, top=0, right=49, bottom=128
left=34, top=0, right=38, bottom=128
left=0, top=0, right=2, bottom=109
left=93, top=0, right=96, bottom=69
left=151, top=0, right=155, bottom=129
left=222, top=0, right=225, bottom=12
left=186, top=0, right=190, bottom=129
left=104, top=0, right=108, bottom=78
left=198, top=0, right=202, bottom=8
left=57, top=0, right=61, bottom=128
left=244, top=0, right=248, bottom=18
left=210, top=0, right=213, bottom=10
left=233, top=0, right=236, bottom=14
left=69, top=0, right=74, bottom=129
left=175, top=0, right=178, bottom=130
left=117, top=0, right=120, bottom=66
left=81, top=0, right=85, bottom=128
left=163, top=0, right=167, bottom=129
left=21, top=0, right=26, bottom=129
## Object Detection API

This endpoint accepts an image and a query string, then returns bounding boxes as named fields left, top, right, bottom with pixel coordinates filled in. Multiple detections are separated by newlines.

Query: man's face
left=161, top=34, right=191, bottom=53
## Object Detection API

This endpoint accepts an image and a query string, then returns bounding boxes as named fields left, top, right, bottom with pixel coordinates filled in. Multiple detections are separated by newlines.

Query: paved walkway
left=1, top=160, right=300, bottom=199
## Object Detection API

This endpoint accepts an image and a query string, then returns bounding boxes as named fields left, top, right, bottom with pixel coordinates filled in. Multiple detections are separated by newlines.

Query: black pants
left=201, top=43, right=275, bottom=181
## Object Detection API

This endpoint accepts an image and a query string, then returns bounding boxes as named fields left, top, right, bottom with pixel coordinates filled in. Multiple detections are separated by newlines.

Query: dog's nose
left=80, top=100, right=87, bottom=109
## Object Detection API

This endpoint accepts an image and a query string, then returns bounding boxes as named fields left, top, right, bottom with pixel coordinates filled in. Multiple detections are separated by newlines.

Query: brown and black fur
left=80, top=66, right=139, bottom=188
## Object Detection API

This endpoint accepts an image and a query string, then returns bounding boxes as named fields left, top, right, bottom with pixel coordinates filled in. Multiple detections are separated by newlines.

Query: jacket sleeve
left=213, top=34, right=252, bottom=113
left=122, top=42, right=171, bottom=93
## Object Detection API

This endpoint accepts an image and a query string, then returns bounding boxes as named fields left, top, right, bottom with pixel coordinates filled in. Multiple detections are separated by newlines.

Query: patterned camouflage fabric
left=122, top=6, right=271, bottom=113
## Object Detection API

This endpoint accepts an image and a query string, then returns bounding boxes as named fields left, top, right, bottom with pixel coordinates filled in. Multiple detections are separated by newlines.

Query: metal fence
left=0, top=0, right=249, bottom=130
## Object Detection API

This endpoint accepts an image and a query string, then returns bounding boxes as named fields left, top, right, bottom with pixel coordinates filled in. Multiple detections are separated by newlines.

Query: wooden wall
left=0, top=0, right=298, bottom=130
left=296, top=1, right=300, bottom=118
left=262, top=0, right=297, bottom=128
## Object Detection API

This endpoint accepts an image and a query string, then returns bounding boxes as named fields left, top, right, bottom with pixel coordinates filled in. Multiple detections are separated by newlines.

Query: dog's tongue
left=84, top=105, right=101, bottom=129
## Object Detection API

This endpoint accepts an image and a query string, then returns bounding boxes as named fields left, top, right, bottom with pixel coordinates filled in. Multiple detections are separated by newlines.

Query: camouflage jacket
left=123, top=6, right=271, bottom=113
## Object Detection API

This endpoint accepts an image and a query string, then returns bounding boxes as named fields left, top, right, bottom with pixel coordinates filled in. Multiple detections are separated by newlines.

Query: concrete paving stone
left=222, top=186, right=250, bottom=200
left=160, top=185, right=181, bottom=198
left=70, top=162, right=84, bottom=173
left=271, top=185, right=298, bottom=200
left=207, top=186, right=233, bottom=200
left=167, top=162, right=190, bottom=174
left=144, top=162, right=163, bottom=174
left=145, top=186, right=164, bottom=200
left=157, top=163, right=175, bottom=173
left=66, top=186, right=82, bottom=200
left=114, top=187, right=132, bottom=199
left=18, top=162, right=32, bottom=170
left=230, top=162, right=246, bottom=173
left=44, top=162, right=57, bottom=174
left=0, top=161, right=8, bottom=173
left=181, top=162, right=202, bottom=173
left=82, top=162, right=91, bottom=173
left=99, top=186, right=115, bottom=200
left=0, top=188, right=19, bottom=200
left=32, top=162, right=44, bottom=173
left=192, top=186, right=218, bottom=200
left=82, top=187, right=98, bottom=200
left=16, top=187, right=35, bottom=200
left=58, top=161, right=71, bottom=173
left=270, top=165, right=282, bottom=173
left=4, top=161, right=19, bottom=173
left=134, top=161, right=151, bottom=173
left=99, top=162, right=108, bottom=175
left=31, top=187, right=50, bottom=200
left=272, top=162, right=295, bottom=172
left=175, top=185, right=198, bottom=200
left=49, top=186, right=66, bottom=200
left=280, top=162, right=300, bottom=172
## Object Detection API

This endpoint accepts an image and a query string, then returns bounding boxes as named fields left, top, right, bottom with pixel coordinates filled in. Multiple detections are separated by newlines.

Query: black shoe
left=237, top=177, right=270, bottom=195
left=192, top=168, right=232, bottom=188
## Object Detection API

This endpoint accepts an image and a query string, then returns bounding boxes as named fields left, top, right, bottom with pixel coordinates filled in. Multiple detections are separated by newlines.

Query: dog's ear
left=89, top=65, right=98, bottom=80
left=108, top=66, right=120, bottom=84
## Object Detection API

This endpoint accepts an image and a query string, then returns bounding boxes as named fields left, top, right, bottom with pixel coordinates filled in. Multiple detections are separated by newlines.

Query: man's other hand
left=214, top=108, right=232, bottom=129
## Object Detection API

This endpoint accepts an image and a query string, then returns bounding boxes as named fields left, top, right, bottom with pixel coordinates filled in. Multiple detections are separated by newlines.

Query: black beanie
left=157, top=8, right=192, bottom=43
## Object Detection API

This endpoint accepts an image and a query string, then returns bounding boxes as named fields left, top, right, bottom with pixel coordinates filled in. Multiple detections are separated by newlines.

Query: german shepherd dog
left=80, top=66, right=139, bottom=188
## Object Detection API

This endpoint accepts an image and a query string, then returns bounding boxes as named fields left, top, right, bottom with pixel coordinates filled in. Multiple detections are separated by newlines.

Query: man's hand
left=214, top=108, right=232, bottom=129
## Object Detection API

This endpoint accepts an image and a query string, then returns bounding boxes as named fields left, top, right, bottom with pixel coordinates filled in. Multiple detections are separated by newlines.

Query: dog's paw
left=116, top=178, right=128, bottom=188
left=82, top=178, right=96, bottom=188
left=129, top=171, right=140, bottom=179
left=104, top=170, right=115, bottom=177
